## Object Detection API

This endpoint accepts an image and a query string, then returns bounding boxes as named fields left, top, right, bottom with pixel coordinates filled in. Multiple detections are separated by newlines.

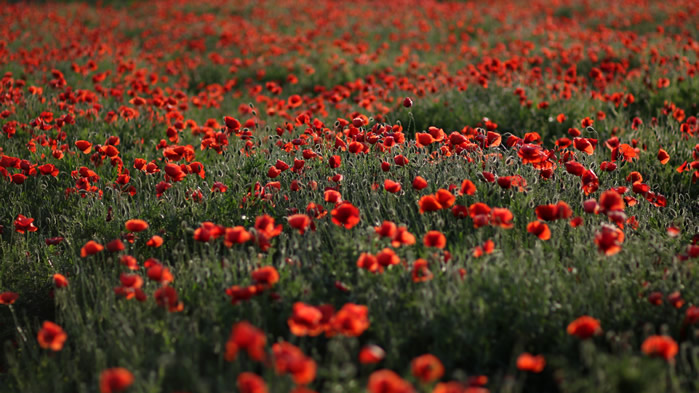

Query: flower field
left=0, top=0, right=698, bottom=392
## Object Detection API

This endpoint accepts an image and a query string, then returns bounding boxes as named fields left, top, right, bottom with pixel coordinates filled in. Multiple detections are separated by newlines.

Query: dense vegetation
left=0, top=0, right=697, bottom=392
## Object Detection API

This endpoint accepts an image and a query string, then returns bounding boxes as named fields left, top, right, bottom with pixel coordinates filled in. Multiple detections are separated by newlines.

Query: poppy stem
left=9, top=305, right=28, bottom=343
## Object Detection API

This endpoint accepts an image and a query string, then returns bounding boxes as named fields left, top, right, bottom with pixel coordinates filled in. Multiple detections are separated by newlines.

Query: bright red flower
left=0, top=291, right=19, bottom=305
left=272, top=342, right=317, bottom=385
left=412, top=176, right=428, bottom=190
left=153, top=286, right=183, bottom=312
left=288, top=214, right=312, bottom=234
left=567, top=315, right=601, bottom=339
left=37, top=321, right=67, bottom=351
left=251, top=266, right=279, bottom=288
left=411, top=354, right=444, bottom=383
left=516, top=353, right=545, bottom=373
left=359, top=344, right=386, bottom=364
left=527, top=221, right=551, bottom=240
left=641, top=335, right=678, bottom=361
left=331, top=202, right=360, bottom=229
left=53, top=274, right=69, bottom=288
left=14, top=214, right=37, bottom=234
left=368, top=370, right=414, bottom=393
left=99, top=368, right=134, bottom=393
left=225, top=321, right=267, bottom=362
left=80, top=240, right=104, bottom=257
left=331, top=303, right=370, bottom=337
left=418, top=195, right=442, bottom=213
left=125, top=219, right=149, bottom=232
left=423, top=231, right=446, bottom=248
left=237, top=372, right=268, bottom=393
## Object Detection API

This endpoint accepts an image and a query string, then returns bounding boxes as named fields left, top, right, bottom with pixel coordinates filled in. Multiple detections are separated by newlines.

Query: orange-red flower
left=80, top=240, right=104, bottom=257
left=331, top=303, right=369, bottom=337
left=418, top=195, right=442, bottom=214
left=251, top=266, right=279, bottom=289
left=14, top=214, right=37, bottom=234
left=153, top=286, right=183, bottom=312
left=272, top=341, right=317, bottom=385
left=146, top=235, right=163, bottom=247
left=368, top=370, right=414, bottom=393
left=331, top=202, right=360, bottom=229
left=411, top=354, right=444, bottom=383
left=359, top=344, right=385, bottom=364
left=0, top=291, right=19, bottom=305
left=125, top=219, right=149, bottom=232
left=594, top=225, right=624, bottom=256
left=412, top=176, right=428, bottom=190
left=527, top=221, right=550, bottom=240
left=641, top=335, right=678, bottom=361
left=37, top=321, right=67, bottom=351
left=288, top=302, right=326, bottom=336
left=99, top=368, right=134, bottom=393
left=224, top=226, right=252, bottom=246
left=53, top=274, right=69, bottom=288
left=567, top=315, right=601, bottom=339
left=423, top=230, right=446, bottom=248
left=411, top=259, right=433, bottom=283
left=516, top=353, right=545, bottom=373
left=237, top=372, right=268, bottom=393
left=288, top=214, right=312, bottom=234
left=225, top=321, right=267, bottom=362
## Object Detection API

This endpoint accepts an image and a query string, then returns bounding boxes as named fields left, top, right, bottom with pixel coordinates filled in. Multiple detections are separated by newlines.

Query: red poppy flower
left=459, top=179, right=476, bottom=196
left=75, top=140, right=92, bottom=154
left=288, top=302, right=325, bottom=336
left=106, top=239, right=125, bottom=252
left=14, top=214, right=38, bottom=234
left=226, top=321, right=267, bottom=362
left=37, top=321, right=67, bottom=351
left=641, top=335, right=678, bottom=361
left=80, top=240, right=104, bottom=257
left=411, top=259, right=433, bottom=283
left=331, top=303, right=369, bottom=337
left=595, top=225, right=624, bottom=256
left=423, top=231, right=446, bottom=248
left=146, top=235, right=163, bottom=247
left=491, top=208, right=514, bottom=229
left=368, top=370, right=414, bottom=393
left=357, top=253, right=380, bottom=273
left=224, top=226, right=252, bottom=246
left=164, top=163, right=186, bottom=182
left=0, top=291, right=19, bottom=305
left=288, top=214, right=312, bottom=234
left=237, top=372, right=268, bottom=393
left=251, top=266, right=279, bottom=288
left=527, top=221, right=551, bottom=240
left=272, top=342, right=317, bottom=385
left=331, top=202, right=360, bottom=229
left=359, top=344, right=385, bottom=364
left=418, top=195, right=442, bottom=214
left=375, top=221, right=397, bottom=238
left=516, top=353, right=545, bottom=373
left=567, top=315, right=601, bottom=339
left=384, top=179, right=402, bottom=193
left=411, top=354, right=444, bottom=383
left=53, top=274, right=69, bottom=288
left=657, top=148, right=670, bottom=164
left=255, top=215, right=283, bottom=238
left=125, top=219, right=149, bottom=232
left=412, top=176, right=428, bottom=190
left=435, top=189, right=455, bottom=208
left=99, top=368, right=134, bottom=393
left=599, top=190, right=624, bottom=213
left=153, top=286, right=183, bottom=312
